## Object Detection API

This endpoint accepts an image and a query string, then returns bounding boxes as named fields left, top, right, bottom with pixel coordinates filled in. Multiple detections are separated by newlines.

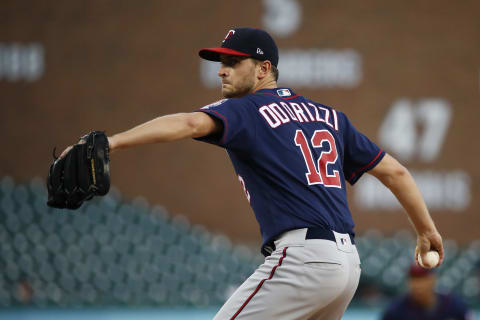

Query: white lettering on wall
left=354, top=170, right=471, bottom=212
left=278, top=49, right=362, bottom=88
left=200, top=49, right=362, bottom=89
left=262, top=0, right=302, bottom=38
left=0, top=43, right=45, bottom=82
left=378, top=98, right=451, bottom=162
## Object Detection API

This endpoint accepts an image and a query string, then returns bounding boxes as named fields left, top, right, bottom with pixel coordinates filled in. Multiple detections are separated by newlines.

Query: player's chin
left=221, top=87, right=236, bottom=98
left=222, top=86, right=250, bottom=98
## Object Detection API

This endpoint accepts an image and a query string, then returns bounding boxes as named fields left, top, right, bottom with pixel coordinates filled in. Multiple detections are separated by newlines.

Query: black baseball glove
left=47, top=131, right=110, bottom=210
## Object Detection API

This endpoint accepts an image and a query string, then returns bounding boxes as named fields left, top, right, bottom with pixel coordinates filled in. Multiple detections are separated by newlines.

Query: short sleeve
left=340, top=112, right=385, bottom=185
left=193, top=98, right=255, bottom=151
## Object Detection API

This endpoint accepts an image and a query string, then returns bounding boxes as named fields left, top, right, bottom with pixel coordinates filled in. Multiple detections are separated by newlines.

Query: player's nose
left=218, top=65, right=229, bottom=78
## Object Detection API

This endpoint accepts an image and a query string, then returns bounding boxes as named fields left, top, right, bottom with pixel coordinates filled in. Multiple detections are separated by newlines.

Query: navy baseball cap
left=409, top=264, right=435, bottom=277
left=199, top=27, right=279, bottom=67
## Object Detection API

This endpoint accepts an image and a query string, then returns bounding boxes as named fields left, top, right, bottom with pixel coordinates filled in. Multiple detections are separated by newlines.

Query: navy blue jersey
left=195, top=88, right=384, bottom=252
left=381, top=293, right=473, bottom=320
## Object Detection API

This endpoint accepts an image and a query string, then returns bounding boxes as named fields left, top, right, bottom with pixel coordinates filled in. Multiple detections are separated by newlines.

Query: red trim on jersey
left=348, top=149, right=384, bottom=182
left=230, top=247, right=289, bottom=320
left=202, top=109, right=229, bottom=145
left=254, top=92, right=300, bottom=100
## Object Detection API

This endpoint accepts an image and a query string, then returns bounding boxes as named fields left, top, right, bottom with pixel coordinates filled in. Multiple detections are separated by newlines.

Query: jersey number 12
left=294, top=129, right=341, bottom=188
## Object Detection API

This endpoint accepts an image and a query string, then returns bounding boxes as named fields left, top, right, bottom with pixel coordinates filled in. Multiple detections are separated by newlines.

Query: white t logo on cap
left=223, top=30, right=235, bottom=42
left=257, top=48, right=264, bottom=55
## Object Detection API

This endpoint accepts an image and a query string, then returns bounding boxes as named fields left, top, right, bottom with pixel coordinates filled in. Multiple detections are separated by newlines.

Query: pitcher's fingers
left=414, top=247, right=420, bottom=266
left=432, top=239, right=445, bottom=265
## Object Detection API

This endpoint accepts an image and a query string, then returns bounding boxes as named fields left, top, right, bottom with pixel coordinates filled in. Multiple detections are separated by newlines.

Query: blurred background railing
left=1, top=1, right=479, bottom=318
left=1, top=177, right=479, bottom=317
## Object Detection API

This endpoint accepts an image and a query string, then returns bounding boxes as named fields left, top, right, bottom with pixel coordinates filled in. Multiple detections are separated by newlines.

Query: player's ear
left=257, top=60, right=272, bottom=80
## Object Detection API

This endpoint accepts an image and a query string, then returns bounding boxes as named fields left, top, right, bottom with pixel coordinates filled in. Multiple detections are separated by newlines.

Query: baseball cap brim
left=409, top=264, right=435, bottom=277
left=199, top=47, right=251, bottom=62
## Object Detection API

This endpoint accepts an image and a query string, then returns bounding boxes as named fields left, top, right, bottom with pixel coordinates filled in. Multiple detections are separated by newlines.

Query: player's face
left=218, top=55, right=258, bottom=98
left=408, top=275, right=436, bottom=307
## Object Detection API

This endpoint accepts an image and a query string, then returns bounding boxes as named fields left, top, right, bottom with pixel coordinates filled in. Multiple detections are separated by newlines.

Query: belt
left=306, top=227, right=355, bottom=244
left=262, top=227, right=355, bottom=257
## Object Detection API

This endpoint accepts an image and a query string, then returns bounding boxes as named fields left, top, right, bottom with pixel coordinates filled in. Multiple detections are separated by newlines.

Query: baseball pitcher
left=53, top=27, right=444, bottom=320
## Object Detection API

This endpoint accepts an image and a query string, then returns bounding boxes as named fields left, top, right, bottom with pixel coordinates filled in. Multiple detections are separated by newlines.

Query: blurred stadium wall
left=1, top=1, right=480, bottom=318
left=0, top=1, right=479, bottom=251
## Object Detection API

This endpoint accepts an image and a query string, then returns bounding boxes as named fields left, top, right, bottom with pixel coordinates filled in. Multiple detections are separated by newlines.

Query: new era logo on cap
left=199, top=27, right=279, bottom=67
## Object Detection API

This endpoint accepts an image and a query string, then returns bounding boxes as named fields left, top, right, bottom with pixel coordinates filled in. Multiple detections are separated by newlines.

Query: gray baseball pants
left=214, top=228, right=361, bottom=320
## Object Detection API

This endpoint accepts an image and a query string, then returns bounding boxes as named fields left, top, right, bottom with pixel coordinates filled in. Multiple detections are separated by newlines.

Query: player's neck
left=253, top=78, right=277, bottom=93
left=412, top=292, right=437, bottom=309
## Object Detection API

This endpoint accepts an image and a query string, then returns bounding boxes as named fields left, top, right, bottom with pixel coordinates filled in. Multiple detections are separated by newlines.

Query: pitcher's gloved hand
left=47, top=131, right=110, bottom=210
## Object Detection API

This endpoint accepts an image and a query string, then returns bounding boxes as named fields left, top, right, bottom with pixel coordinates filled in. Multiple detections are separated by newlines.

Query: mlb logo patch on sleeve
left=277, top=89, right=291, bottom=97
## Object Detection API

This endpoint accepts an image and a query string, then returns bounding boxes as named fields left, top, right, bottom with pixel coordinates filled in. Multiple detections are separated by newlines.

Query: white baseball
left=418, top=251, right=440, bottom=268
